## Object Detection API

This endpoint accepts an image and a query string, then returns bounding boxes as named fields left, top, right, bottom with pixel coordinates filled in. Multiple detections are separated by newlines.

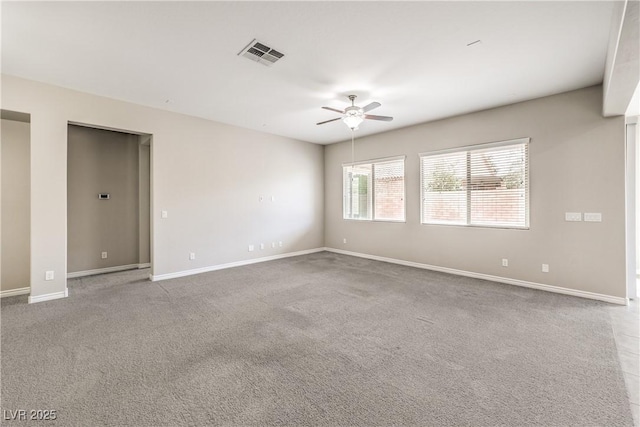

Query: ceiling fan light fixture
left=316, top=94, right=392, bottom=129
left=343, top=115, right=364, bottom=130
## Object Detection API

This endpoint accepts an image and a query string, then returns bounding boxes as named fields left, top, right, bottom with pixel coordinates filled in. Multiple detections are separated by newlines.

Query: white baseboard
left=325, top=248, right=627, bottom=306
left=28, top=288, right=68, bottom=304
left=0, top=286, right=30, bottom=298
left=67, top=264, right=142, bottom=279
left=150, top=248, right=325, bottom=282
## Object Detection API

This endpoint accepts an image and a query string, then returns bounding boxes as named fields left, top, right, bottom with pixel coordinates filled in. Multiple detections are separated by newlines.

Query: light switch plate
left=161, top=210, right=168, bottom=219
left=565, top=212, right=582, bottom=222
left=584, top=212, right=602, bottom=222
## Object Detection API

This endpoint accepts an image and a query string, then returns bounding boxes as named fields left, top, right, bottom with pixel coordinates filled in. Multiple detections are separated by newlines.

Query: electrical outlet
left=161, top=210, right=168, bottom=219
left=278, top=241, right=283, bottom=247
left=502, top=258, right=508, bottom=267
left=45, top=271, right=54, bottom=281
left=542, top=264, right=549, bottom=273
left=260, top=243, right=265, bottom=250
left=248, top=245, right=254, bottom=252
left=343, top=238, right=347, bottom=244
left=101, top=251, right=108, bottom=259
left=189, top=252, right=195, bottom=260
left=271, top=242, right=276, bottom=248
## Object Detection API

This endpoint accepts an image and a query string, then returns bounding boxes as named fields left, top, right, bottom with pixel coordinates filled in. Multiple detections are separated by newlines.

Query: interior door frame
left=625, top=116, right=638, bottom=299
left=67, top=121, right=153, bottom=278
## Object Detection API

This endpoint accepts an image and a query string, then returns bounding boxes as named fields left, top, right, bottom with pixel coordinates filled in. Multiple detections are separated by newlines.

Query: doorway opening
left=1, top=110, right=31, bottom=297
left=67, top=123, right=151, bottom=278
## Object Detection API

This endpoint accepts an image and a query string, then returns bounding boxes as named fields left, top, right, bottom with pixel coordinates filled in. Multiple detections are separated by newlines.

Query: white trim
left=626, top=122, right=638, bottom=299
left=28, top=288, right=68, bottom=304
left=341, top=154, right=405, bottom=168
left=419, top=137, right=530, bottom=157
left=0, top=287, right=30, bottom=298
left=67, top=264, right=141, bottom=279
left=325, top=248, right=627, bottom=305
left=150, top=248, right=325, bottom=282
left=138, top=263, right=151, bottom=269
left=68, top=120, right=151, bottom=136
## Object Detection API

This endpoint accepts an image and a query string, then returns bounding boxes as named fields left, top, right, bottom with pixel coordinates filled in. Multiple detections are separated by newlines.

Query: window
left=343, top=157, right=405, bottom=221
left=420, top=138, right=529, bottom=228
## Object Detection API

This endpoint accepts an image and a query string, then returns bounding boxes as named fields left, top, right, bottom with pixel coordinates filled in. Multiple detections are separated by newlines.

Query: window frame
left=342, top=155, right=406, bottom=223
left=419, top=137, right=530, bottom=230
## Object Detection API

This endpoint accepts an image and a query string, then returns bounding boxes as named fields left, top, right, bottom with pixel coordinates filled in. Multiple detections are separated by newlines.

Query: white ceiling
left=1, top=1, right=616, bottom=144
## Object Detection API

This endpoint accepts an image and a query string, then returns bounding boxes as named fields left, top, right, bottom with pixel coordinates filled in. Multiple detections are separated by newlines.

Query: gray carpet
left=0, top=252, right=634, bottom=426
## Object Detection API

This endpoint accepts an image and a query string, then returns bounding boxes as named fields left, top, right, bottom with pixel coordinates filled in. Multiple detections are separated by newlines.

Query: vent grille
left=238, top=39, right=285, bottom=67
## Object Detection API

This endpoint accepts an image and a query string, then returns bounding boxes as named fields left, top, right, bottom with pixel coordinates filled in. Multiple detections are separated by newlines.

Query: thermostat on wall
left=98, top=193, right=110, bottom=200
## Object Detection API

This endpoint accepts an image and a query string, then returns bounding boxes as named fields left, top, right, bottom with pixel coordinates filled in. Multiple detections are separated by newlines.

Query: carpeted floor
left=0, top=252, right=634, bottom=426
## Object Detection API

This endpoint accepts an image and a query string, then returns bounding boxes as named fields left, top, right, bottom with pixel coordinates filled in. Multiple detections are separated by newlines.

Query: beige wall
left=325, top=86, right=627, bottom=298
left=1, top=75, right=324, bottom=300
left=2, top=73, right=624, bottom=301
left=67, top=125, right=141, bottom=273
left=1, top=119, right=31, bottom=291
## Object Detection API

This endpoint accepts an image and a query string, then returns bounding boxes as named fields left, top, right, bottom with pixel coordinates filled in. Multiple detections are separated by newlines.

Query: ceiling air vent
left=238, top=39, right=284, bottom=67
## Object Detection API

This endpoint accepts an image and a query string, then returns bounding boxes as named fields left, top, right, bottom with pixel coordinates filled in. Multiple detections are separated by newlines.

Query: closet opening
left=67, top=123, right=151, bottom=279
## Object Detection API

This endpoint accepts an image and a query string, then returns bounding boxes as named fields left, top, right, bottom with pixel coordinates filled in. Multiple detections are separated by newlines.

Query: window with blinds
left=343, top=157, right=405, bottom=221
left=420, top=138, right=529, bottom=228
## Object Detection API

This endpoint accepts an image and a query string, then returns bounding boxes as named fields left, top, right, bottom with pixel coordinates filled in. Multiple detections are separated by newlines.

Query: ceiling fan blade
left=322, top=106, right=345, bottom=114
left=316, top=117, right=342, bottom=125
left=365, top=114, right=393, bottom=122
left=362, top=102, right=381, bottom=113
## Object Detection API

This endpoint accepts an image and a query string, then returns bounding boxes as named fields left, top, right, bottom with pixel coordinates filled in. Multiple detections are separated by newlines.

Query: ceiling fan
left=317, top=95, right=393, bottom=130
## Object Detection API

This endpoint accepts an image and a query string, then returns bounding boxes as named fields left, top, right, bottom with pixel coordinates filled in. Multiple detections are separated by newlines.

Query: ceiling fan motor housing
left=345, top=105, right=363, bottom=117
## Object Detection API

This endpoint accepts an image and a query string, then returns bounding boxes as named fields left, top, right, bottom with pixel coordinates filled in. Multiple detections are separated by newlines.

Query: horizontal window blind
left=421, top=151, right=467, bottom=225
left=374, top=159, right=405, bottom=221
left=421, top=139, right=529, bottom=228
